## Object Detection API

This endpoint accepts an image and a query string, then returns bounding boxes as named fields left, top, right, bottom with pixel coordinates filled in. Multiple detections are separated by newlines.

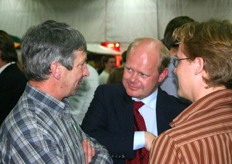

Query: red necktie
left=126, top=101, right=149, bottom=164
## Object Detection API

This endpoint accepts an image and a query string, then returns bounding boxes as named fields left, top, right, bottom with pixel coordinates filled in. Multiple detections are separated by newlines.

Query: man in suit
left=82, top=38, right=189, bottom=164
left=0, top=30, right=27, bottom=125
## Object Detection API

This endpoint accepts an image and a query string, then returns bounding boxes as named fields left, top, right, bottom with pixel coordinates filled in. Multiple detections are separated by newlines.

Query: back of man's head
left=0, top=30, right=18, bottom=63
left=162, top=16, right=195, bottom=50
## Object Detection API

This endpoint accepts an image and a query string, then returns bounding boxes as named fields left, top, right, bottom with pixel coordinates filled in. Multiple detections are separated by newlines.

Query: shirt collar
left=132, top=88, right=158, bottom=108
left=25, top=83, right=72, bottom=117
left=171, top=89, right=232, bottom=127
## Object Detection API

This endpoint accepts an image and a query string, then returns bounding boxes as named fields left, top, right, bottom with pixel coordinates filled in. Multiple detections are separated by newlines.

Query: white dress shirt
left=132, top=89, right=158, bottom=150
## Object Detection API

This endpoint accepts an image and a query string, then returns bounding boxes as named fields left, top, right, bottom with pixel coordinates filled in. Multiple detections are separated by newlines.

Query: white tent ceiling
left=0, top=0, right=231, bottom=52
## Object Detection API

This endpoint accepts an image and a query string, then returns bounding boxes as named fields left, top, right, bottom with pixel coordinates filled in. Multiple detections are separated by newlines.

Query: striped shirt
left=149, top=89, right=232, bottom=164
left=0, top=83, right=112, bottom=164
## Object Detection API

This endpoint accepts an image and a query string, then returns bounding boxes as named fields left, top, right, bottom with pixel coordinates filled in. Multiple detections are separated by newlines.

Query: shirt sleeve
left=133, top=131, right=145, bottom=150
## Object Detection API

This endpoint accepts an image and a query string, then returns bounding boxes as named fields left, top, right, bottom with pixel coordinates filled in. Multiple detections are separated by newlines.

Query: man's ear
left=50, top=62, right=62, bottom=80
left=158, top=67, right=168, bottom=83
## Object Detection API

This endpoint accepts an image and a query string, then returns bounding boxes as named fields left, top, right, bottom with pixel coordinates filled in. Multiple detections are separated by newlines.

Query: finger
left=91, top=147, right=96, bottom=157
left=86, top=140, right=92, bottom=163
left=82, top=140, right=89, bottom=164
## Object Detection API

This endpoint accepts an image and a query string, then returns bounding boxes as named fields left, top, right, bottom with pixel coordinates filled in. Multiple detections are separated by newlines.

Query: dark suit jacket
left=81, top=83, right=189, bottom=164
left=0, top=64, right=27, bottom=125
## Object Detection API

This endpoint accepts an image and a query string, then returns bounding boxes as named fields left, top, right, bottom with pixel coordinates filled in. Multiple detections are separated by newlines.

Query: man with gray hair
left=0, top=20, right=112, bottom=164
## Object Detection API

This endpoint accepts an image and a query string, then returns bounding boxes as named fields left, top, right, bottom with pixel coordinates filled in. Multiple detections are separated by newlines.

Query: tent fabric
left=0, top=0, right=231, bottom=51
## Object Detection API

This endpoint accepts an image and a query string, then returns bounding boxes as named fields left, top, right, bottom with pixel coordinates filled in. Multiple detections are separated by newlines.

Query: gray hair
left=21, top=20, right=87, bottom=81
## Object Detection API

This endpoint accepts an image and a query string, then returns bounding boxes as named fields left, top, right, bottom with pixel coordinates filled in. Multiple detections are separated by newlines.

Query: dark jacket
left=0, top=64, right=27, bottom=125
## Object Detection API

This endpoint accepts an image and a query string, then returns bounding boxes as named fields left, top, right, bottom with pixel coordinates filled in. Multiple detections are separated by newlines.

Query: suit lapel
left=156, top=87, right=171, bottom=134
left=117, top=84, right=134, bottom=132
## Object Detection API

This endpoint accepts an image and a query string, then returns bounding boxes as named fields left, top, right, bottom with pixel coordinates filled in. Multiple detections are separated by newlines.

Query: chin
left=126, top=89, right=139, bottom=97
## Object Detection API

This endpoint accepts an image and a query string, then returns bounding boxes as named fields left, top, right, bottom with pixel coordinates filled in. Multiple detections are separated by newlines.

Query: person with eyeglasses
left=148, top=19, right=232, bottom=163
left=172, top=57, right=191, bottom=68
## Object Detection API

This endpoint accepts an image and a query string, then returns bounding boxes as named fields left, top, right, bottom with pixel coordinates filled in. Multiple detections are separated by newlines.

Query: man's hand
left=144, top=132, right=156, bottom=151
left=82, top=139, right=96, bottom=164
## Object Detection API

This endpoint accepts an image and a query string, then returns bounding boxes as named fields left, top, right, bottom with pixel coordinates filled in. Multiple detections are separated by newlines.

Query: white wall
left=0, top=0, right=231, bottom=50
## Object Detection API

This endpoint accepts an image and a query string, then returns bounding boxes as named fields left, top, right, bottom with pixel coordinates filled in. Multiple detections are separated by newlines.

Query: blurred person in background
left=107, top=50, right=127, bottom=84
left=0, top=30, right=27, bottom=125
left=99, top=55, right=116, bottom=84
left=160, top=16, right=194, bottom=98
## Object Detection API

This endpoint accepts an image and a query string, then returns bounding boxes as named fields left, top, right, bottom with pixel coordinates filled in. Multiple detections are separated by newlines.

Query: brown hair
left=173, top=19, right=232, bottom=89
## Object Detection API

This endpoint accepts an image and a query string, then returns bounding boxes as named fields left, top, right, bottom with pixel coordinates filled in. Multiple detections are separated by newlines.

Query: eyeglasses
left=173, top=58, right=191, bottom=68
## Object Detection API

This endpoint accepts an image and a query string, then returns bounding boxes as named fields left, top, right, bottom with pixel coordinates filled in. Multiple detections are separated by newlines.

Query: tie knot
left=133, top=101, right=144, bottom=111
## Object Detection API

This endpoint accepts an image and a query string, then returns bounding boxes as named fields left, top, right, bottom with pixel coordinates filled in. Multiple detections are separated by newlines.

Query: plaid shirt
left=0, top=83, right=112, bottom=164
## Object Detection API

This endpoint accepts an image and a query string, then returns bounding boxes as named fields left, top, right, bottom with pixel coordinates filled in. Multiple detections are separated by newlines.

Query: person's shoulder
left=0, top=64, right=16, bottom=75
left=97, top=83, right=124, bottom=93
left=95, top=83, right=128, bottom=101
left=158, top=87, right=191, bottom=107
left=2, top=101, right=33, bottom=129
left=98, top=82, right=123, bottom=89
left=4, top=64, right=24, bottom=74
left=158, top=87, right=178, bottom=100
left=0, top=64, right=27, bottom=84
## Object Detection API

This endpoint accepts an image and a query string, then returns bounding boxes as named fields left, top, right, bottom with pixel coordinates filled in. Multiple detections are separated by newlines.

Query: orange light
left=101, top=42, right=120, bottom=52
left=14, top=42, right=20, bottom=48
left=115, top=55, right=122, bottom=67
